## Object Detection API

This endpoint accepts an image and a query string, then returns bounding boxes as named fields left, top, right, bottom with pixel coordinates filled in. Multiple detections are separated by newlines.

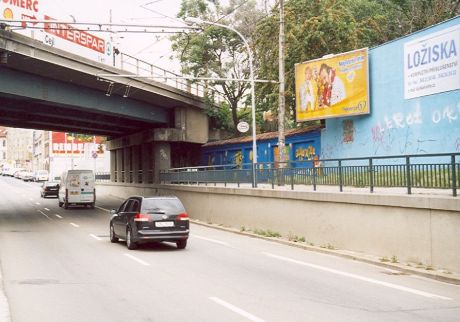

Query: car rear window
left=45, top=182, right=59, bottom=187
left=141, top=199, right=185, bottom=214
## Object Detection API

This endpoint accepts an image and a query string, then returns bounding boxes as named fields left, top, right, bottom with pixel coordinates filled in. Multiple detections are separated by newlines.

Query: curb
left=0, top=266, right=11, bottom=322
left=190, top=219, right=460, bottom=285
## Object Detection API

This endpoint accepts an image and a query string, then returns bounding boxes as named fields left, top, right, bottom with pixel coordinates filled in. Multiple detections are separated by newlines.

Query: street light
left=184, top=17, right=258, bottom=186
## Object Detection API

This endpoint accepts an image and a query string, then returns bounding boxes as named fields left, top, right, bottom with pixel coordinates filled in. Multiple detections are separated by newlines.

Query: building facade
left=6, top=128, right=33, bottom=169
left=0, top=127, right=7, bottom=168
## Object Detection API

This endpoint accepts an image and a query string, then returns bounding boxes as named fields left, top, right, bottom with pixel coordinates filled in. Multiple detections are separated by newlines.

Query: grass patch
left=288, top=233, right=306, bottom=243
left=253, top=229, right=281, bottom=238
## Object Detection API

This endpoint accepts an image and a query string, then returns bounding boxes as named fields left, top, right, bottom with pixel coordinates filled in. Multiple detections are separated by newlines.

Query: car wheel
left=58, top=201, right=63, bottom=207
left=176, top=239, right=187, bottom=249
left=63, top=200, right=69, bottom=209
left=126, top=228, right=138, bottom=250
left=90, top=203, right=95, bottom=209
left=109, top=224, right=118, bottom=243
left=40, top=193, right=43, bottom=198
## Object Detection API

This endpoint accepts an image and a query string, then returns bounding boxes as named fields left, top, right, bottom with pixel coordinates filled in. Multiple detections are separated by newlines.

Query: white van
left=58, top=170, right=95, bottom=209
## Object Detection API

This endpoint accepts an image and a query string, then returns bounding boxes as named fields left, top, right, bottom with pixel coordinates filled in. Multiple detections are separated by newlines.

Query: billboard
left=295, top=48, right=370, bottom=122
left=0, top=0, right=113, bottom=64
left=404, top=25, right=460, bottom=99
left=51, top=132, right=106, bottom=156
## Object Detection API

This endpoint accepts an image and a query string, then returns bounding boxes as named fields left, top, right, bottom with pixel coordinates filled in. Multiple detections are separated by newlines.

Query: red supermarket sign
left=2, top=0, right=39, bottom=12
left=44, top=15, right=105, bottom=54
left=51, top=132, right=106, bottom=155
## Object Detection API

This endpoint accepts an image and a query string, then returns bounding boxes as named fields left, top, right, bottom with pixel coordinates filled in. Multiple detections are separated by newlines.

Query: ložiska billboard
left=295, top=48, right=370, bottom=122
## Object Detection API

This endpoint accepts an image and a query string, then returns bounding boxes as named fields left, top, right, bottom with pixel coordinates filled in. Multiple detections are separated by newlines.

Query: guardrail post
left=406, top=156, right=411, bottom=195
left=338, top=160, right=343, bottom=192
left=369, top=158, right=374, bottom=193
left=312, top=164, right=317, bottom=191
left=271, top=165, right=275, bottom=189
left=253, top=163, right=258, bottom=188
left=290, top=166, right=294, bottom=190
left=451, top=154, right=457, bottom=197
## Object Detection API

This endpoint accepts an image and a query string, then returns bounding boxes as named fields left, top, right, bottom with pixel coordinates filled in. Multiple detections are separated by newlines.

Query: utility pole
left=278, top=0, right=286, bottom=180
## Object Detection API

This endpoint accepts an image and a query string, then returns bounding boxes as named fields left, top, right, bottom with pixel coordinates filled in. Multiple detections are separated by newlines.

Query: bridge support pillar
left=154, top=142, right=171, bottom=183
left=141, top=143, right=153, bottom=184
left=132, top=145, right=140, bottom=183
left=116, top=149, right=123, bottom=183
left=123, top=147, right=131, bottom=183
left=110, top=150, right=116, bottom=182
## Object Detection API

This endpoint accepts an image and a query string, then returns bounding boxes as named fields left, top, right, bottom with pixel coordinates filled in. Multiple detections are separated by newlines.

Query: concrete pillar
left=110, top=150, right=116, bottom=182
left=132, top=145, right=140, bottom=184
left=141, top=142, right=152, bottom=184
left=154, top=142, right=171, bottom=183
left=116, top=149, right=123, bottom=183
left=123, top=147, right=131, bottom=183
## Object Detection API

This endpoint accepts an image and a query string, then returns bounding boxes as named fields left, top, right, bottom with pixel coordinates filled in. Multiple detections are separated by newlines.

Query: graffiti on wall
left=295, top=146, right=316, bottom=160
left=342, top=120, right=354, bottom=143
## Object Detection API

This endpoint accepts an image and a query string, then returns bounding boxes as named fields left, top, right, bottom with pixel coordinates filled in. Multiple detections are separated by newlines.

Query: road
left=0, top=176, right=459, bottom=322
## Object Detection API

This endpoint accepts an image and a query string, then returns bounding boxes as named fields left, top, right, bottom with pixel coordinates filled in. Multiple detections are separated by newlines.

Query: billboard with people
left=295, top=48, right=370, bottom=122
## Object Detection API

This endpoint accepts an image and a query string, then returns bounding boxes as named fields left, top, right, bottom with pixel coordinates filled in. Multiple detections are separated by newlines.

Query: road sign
left=237, top=121, right=250, bottom=133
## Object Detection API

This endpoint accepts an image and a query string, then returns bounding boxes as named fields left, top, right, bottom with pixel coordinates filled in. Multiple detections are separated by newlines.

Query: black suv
left=40, top=181, right=59, bottom=198
left=109, top=196, right=189, bottom=250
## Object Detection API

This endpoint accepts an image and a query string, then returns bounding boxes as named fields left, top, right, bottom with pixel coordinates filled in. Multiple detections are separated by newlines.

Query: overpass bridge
left=0, top=28, right=212, bottom=183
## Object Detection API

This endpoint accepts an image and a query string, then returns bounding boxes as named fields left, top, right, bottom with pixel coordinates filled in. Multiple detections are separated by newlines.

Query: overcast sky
left=50, top=0, right=185, bottom=71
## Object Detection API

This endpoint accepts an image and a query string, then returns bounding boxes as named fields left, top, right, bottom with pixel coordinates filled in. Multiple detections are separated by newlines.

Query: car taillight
left=134, top=213, right=149, bottom=222
left=177, top=213, right=189, bottom=221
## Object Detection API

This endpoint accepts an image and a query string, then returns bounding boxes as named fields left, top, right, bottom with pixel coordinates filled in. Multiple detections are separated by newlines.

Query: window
left=129, top=200, right=140, bottom=213
left=2, top=140, right=5, bottom=147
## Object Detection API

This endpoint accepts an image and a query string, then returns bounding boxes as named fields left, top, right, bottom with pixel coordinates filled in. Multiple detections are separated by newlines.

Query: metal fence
left=116, top=52, right=226, bottom=104
left=160, top=153, right=460, bottom=196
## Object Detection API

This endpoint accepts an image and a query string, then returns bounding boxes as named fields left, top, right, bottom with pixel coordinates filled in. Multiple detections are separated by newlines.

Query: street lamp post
left=184, top=17, right=258, bottom=187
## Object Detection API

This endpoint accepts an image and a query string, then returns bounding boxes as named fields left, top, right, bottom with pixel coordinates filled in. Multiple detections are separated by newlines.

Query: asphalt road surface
left=0, top=175, right=459, bottom=322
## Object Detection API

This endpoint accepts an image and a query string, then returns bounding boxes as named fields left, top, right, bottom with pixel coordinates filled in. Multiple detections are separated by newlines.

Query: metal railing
left=116, top=52, right=226, bottom=104
left=160, top=153, right=460, bottom=196
left=99, top=170, right=154, bottom=184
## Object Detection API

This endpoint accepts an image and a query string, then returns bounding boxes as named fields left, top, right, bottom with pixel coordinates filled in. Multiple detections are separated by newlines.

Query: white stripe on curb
left=209, top=297, right=266, bottom=322
left=262, top=252, right=452, bottom=301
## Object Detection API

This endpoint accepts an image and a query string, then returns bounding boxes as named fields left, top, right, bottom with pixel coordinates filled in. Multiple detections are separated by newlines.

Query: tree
left=171, top=0, right=263, bottom=133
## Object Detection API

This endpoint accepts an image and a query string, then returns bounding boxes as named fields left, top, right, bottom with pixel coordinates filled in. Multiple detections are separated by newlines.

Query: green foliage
left=172, top=0, right=263, bottom=133
left=205, top=98, right=232, bottom=130
left=253, top=228, right=282, bottom=238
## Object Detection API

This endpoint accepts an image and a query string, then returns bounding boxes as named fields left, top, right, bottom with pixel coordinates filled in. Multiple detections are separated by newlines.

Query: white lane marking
left=55, top=214, right=63, bottom=219
left=89, top=234, right=102, bottom=241
left=37, top=210, right=51, bottom=220
left=193, top=235, right=231, bottom=247
left=95, top=206, right=110, bottom=212
left=44, top=208, right=50, bottom=211
left=70, top=223, right=80, bottom=228
left=35, top=202, right=41, bottom=205
left=124, top=253, right=150, bottom=266
left=209, top=297, right=266, bottom=322
left=262, top=252, right=452, bottom=301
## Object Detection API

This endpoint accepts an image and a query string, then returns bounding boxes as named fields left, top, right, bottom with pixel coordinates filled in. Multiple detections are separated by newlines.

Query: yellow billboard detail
left=295, top=48, right=370, bottom=122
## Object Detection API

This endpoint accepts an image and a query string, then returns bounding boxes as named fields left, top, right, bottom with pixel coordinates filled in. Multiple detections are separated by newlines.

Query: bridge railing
left=159, top=152, right=460, bottom=196
left=116, top=52, right=226, bottom=104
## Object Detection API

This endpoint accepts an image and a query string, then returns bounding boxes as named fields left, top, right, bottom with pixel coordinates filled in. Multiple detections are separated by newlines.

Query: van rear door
left=79, top=172, right=95, bottom=203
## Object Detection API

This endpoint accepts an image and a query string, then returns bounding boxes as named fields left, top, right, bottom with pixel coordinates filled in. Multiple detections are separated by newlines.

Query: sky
left=50, top=0, right=186, bottom=72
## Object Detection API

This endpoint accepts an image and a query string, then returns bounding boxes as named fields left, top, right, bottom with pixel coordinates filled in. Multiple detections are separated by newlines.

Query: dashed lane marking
left=124, top=253, right=150, bottom=266
left=37, top=210, right=51, bottom=220
left=209, top=297, right=266, bottom=322
left=89, top=234, right=102, bottom=241
left=70, top=223, right=80, bottom=228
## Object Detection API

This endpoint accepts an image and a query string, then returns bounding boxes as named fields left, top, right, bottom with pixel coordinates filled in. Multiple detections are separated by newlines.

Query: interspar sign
left=44, top=16, right=105, bottom=54
left=295, top=48, right=370, bottom=122
left=404, top=25, right=459, bottom=99
left=0, top=0, right=112, bottom=64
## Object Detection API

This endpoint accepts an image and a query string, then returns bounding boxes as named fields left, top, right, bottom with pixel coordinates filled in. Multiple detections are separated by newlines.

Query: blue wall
left=203, top=130, right=321, bottom=166
left=321, top=17, right=460, bottom=159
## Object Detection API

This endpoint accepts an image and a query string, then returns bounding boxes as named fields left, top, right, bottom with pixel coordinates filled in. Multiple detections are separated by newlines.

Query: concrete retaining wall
left=97, top=183, right=460, bottom=272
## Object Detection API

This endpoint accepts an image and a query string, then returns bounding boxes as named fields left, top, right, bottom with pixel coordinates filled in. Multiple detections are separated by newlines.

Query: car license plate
left=155, top=221, right=174, bottom=228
